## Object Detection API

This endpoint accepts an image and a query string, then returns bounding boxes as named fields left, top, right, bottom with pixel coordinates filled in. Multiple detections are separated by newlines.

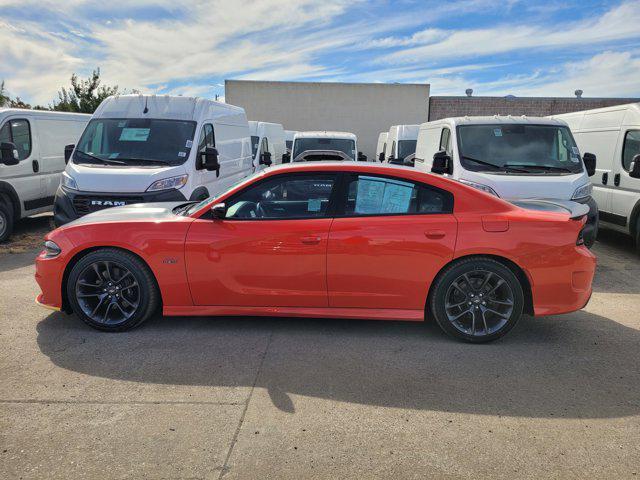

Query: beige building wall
left=225, top=80, right=430, bottom=160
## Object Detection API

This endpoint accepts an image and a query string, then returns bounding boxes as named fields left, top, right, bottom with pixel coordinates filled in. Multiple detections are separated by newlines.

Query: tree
left=52, top=69, right=119, bottom=113
left=0, top=80, right=34, bottom=109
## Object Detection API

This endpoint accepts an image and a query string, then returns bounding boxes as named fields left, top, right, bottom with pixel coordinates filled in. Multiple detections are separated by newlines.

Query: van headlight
left=571, top=183, right=592, bottom=200
left=147, top=174, right=188, bottom=192
left=61, top=172, right=78, bottom=190
left=459, top=179, right=499, bottom=197
left=43, top=240, right=61, bottom=258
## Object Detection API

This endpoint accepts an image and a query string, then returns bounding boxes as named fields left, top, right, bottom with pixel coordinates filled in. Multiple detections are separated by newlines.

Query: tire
left=635, top=216, right=640, bottom=255
left=429, top=257, right=524, bottom=343
left=67, top=248, right=159, bottom=331
left=0, top=199, right=14, bottom=243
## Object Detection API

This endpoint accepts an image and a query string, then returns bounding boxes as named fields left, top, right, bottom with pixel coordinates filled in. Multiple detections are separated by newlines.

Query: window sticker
left=119, top=128, right=150, bottom=142
left=186, top=139, right=193, bottom=148
left=355, top=176, right=413, bottom=214
left=108, top=153, right=120, bottom=159
left=118, top=121, right=126, bottom=127
left=572, top=146, right=580, bottom=155
left=178, top=151, right=186, bottom=157
left=308, top=198, right=321, bottom=212
left=570, top=155, right=580, bottom=163
left=493, top=128, right=503, bottom=137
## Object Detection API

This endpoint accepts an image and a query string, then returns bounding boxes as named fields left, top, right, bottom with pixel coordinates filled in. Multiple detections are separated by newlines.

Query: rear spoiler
left=510, top=199, right=590, bottom=220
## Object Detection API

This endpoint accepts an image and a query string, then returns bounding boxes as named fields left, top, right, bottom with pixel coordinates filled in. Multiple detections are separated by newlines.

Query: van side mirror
left=64, top=144, right=75, bottom=164
left=210, top=202, right=226, bottom=219
left=260, top=151, right=272, bottom=166
left=387, top=155, right=397, bottom=164
left=358, top=152, right=367, bottom=162
left=203, top=147, right=220, bottom=177
left=378, top=152, right=384, bottom=162
left=403, top=155, right=415, bottom=167
left=0, top=142, right=19, bottom=166
left=431, top=150, right=452, bottom=174
left=282, top=152, right=290, bottom=163
left=583, top=152, right=596, bottom=177
left=629, top=155, right=640, bottom=179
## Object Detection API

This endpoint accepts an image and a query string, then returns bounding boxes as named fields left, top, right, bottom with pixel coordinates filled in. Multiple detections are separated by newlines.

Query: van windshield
left=457, top=124, right=583, bottom=174
left=398, top=140, right=417, bottom=159
left=74, top=118, right=196, bottom=166
left=293, top=138, right=356, bottom=160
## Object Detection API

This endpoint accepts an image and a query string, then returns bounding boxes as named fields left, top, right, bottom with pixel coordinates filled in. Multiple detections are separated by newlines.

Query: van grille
left=72, top=195, right=144, bottom=215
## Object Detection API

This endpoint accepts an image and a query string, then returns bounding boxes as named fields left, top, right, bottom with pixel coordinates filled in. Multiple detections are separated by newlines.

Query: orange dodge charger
left=36, top=163, right=595, bottom=342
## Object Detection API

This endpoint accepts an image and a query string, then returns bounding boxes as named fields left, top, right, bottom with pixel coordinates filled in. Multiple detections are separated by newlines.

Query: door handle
left=425, top=230, right=446, bottom=239
left=614, top=173, right=620, bottom=186
left=300, top=236, right=321, bottom=245
left=32, top=159, right=39, bottom=173
left=602, top=172, right=608, bottom=185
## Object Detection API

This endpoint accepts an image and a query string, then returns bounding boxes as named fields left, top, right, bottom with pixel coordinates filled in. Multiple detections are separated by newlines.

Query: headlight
left=61, top=172, right=78, bottom=190
left=572, top=183, right=593, bottom=200
left=43, top=240, right=61, bottom=258
left=146, top=174, right=188, bottom=192
left=459, top=179, right=499, bottom=197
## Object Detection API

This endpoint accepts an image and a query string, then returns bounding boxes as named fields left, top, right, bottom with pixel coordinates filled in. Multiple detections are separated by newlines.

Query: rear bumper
left=53, top=185, right=187, bottom=226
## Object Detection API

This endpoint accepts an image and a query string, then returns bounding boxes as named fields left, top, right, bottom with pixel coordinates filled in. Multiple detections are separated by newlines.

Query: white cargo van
left=414, top=116, right=599, bottom=246
left=375, top=132, right=388, bottom=162
left=249, top=121, right=285, bottom=171
left=385, top=124, right=420, bottom=166
left=54, top=95, right=253, bottom=226
left=552, top=104, right=640, bottom=249
left=0, top=109, right=89, bottom=241
left=284, top=129, right=297, bottom=155
left=288, top=131, right=366, bottom=162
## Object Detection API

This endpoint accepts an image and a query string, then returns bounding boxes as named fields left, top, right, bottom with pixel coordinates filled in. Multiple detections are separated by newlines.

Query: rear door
left=327, top=172, right=457, bottom=310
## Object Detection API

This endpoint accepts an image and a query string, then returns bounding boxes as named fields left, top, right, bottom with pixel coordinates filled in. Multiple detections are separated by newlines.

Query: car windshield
left=74, top=118, right=196, bottom=166
left=398, top=140, right=417, bottom=159
left=293, top=138, right=356, bottom=160
left=458, top=124, right=583, bottom=174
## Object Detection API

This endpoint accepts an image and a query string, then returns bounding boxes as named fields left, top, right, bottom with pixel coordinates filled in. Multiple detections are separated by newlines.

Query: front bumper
left=53, top=185, right=187, bottom=226
left=575, top=196, right=598, bottom=247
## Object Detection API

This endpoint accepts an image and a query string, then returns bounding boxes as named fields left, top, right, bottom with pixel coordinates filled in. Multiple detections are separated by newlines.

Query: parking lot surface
left=1, top=218, right=639, bottom=479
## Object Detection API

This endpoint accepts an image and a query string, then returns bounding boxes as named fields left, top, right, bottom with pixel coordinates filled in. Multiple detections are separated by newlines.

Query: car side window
left=341, top=174, right=453, bottom=216
left=439, top=128, right=451, bottom=154
left=622, top=130, right=640, bottom=172
left=225, top=173, right=337, bottom=220
left=1, top=119, right=31, bottom=160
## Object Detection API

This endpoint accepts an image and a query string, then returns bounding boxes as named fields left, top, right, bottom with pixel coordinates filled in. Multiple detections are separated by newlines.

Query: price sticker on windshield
left=493, top=128, right=503, bottom=137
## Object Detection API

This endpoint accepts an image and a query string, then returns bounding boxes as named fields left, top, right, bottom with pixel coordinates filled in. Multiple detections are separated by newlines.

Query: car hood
left=64, top=202, right=187, bottom=227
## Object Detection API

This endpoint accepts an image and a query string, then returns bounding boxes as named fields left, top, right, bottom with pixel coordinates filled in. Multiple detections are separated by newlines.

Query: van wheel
left=0, top=200, right=14, bottom=243
left=67, top=248, right=159, bottom=331
left=635, top=217, right=640, bottom=255
left=429, top=257, right=524, bottom=343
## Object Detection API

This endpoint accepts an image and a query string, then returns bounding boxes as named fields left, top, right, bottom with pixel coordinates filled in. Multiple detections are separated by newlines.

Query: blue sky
left=1, top=0, right=639, bottom=105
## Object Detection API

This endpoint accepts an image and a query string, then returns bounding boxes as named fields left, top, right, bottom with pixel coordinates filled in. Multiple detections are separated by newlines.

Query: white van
left=0, top=109, right=89, bottom=241
left=249, top=121, right=286, bottom=171
left=54, top=94, right=253, bottom=226
left=284, top=129, right=297, bottom=155
left=552, top=104, right=640, bottom=248
left=375, top=132, right=388, bottom=162
left=288, top=131, right=366, bottom=162
left=385, top=124, right=420, bottom=166
left=414, top=116, right=599, bottom=246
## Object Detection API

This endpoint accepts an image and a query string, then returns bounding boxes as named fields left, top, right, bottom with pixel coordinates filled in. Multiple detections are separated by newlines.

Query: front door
left=610, top=129, right=640, bottom=229
left=185, top=172, right=338, bottom=307
left=327, top=173, right=457, bottom=310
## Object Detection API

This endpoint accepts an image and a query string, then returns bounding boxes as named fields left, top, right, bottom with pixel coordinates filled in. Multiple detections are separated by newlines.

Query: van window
left=261, top=137, right=269, bottom=154
left=0, top=119, right=31, bottom=160
left=397, top=140, right=417, bottom=159
left=390, top=141, right=396, bottom=158
left=457, top=124, right=583, bottom=174
left=198, top=124, right=215, bottom=152
left=251, top=136, right=260, bottom=158
left=341, top=174, right=453, bottom=216
left=622, top=130, right=640, bottom=172
left=75, top=118, right=196, bottom=166
left=439, top=128, right=451, bottom=153
left=293, top=138, right=356, bottom=161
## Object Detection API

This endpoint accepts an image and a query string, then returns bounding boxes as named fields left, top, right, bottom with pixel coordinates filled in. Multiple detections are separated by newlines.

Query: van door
left=208, top=122, right=252, bottom=197
left=610, top=129, right=640, bottom=230
left=0, top=117, right=43, bottom=217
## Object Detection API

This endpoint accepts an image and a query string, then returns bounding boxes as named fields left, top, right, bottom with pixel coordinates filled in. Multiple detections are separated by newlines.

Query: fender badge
left=163, top=258, right=178, bottom=264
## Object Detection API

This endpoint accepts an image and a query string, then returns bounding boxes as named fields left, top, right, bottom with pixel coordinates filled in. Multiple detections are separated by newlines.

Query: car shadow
left=37, top=309, right=640, bottom=419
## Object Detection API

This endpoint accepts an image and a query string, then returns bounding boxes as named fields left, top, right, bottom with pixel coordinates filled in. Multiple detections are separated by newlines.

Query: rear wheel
left=430, top=257, right=524, bottom=343
left=0, top=199, right=14, bottom=243
left=67, top=248, right=159, bottom=331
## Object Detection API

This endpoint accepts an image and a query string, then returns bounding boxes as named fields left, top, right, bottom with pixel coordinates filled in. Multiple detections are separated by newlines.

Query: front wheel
left=430, top=258, right=524, bottom=343
left=67, top=248, right=159, bottom=331
left=0, top=199, right=14, bottom=243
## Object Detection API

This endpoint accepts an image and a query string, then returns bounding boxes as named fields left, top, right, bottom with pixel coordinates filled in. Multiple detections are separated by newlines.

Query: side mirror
left=629, top=154, right=640, bottom=179
left=260, top=151, right=272, bottom=166
left=378, top=152, right=384, bottom=162
left=64, top=144, right=75, bottom=164
left=210, top=202, right=227, bottom=219
left=282, top=152, right=290, bottom=164
left=403, top=156, right=415, bottom=167
left=431, top=150, right=452, bottom=175
left=203, top=147, right=221, bottom=176
left=357, top=152, right=367, bottom=162
left=582, top=152, right=596, bottom=177
left=0, top=142, right=19, bottom=166
left=387, top=155, right=396, bottom=164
